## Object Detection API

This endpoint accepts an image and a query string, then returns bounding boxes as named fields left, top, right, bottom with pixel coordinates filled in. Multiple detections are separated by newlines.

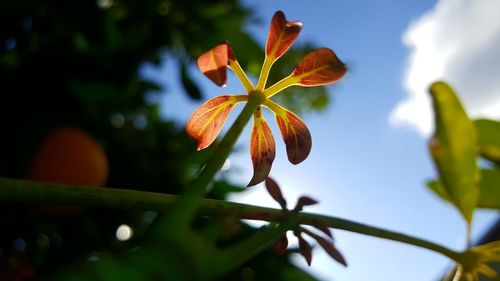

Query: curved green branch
left=0, top=177, right=461, bottom=262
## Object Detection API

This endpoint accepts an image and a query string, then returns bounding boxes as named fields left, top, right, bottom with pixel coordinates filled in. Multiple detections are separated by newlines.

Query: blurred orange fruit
left=28, top=127, right=108, bottom=186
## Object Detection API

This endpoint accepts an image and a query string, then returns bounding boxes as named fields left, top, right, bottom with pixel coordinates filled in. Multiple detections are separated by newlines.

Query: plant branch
left=0, top=177, right=461, bottom=261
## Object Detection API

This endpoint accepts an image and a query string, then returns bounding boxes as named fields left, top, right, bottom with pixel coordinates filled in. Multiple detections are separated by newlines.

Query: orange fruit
left=28, top=127, right=108, bottom=186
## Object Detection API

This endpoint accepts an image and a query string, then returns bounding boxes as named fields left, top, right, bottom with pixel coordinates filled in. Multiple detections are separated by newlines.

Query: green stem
left=160, top=91, right=265, bottom=232
left=466, top=221, right=472, bottom=248
left=0, top=177, right=461, bottom=262
left=298, top=213, right=461, bottom=261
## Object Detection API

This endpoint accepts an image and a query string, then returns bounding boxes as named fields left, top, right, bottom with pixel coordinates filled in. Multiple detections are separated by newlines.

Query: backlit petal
left=272, top=106, right=312, bottom=164
left=248, top=108, right=276, bottom=186
left=266, top=11, right=302, bottom=61
left=197, top=42, right=235, bottom=87
left=292, top=48, right=347, bottom=86
left=186, top=95, right=245, bottom=150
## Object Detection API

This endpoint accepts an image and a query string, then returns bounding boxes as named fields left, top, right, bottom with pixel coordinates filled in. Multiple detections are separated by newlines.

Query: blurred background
left=1, top=0, right=499, bottom=280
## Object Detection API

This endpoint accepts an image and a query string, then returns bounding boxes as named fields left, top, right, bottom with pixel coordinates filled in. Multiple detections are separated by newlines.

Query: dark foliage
left=0, top=1, right=323, bottom=280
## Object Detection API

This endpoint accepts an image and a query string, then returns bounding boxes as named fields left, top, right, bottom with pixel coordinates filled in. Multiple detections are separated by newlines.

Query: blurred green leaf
left=209, top=180, right=245, bottom=200
left=196, top=2, right=233, bottom=19
left=427, top=180, right=452, bottom=204
left=428, top=81, right=479, bottom=223
left=428, top=169, right=500, bottom=210
left=67, top=81, right=122, bottom=104
left=280, top=265, right=319, bottom=281
left=474, top=119, right=500, bottom=165
left=476, top=169, right=500, bottom=209
left=180, top=61, right=202, bottom=100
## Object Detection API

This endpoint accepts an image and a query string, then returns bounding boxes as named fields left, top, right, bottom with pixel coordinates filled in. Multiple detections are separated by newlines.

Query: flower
left=455, top=241, right=500, bottom=281
left=186, top=11, right=347, bottom=186
left=264, top=178, right=347, bottom=267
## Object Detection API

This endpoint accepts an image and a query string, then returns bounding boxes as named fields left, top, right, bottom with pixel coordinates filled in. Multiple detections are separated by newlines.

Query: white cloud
left=390, top=0, right=500, bottom=136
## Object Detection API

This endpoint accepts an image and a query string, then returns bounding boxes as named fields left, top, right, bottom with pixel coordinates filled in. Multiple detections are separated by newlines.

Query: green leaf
left=180, top=61, right=203, bottom=100
left=476, top=169, right=500, bottom=209
left=428, top=169, right=500, bottom=210
left=428, top=81, right=480, bottom=223
left=208, top=180, right=245, bottom=200
left=427, top=180, right=452, bottom=203
left=474, top=119, right=500, bottom=165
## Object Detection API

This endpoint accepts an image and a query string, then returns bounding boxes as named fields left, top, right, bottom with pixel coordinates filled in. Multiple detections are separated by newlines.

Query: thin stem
left=255, top=56, right=273, bottom=91
left=262, top=99, right=286, bottom=115
left=452, top=265, right=463, bottom=281
left=232, top=94, right=250, bottom=102
left=0, top=177, right=461, bottom=262
left=466, top=221, right=472, bottom=248
left=262, top=74, right=298, bottom=98
left=229, top=60, right=254, bottom=92
left=298, top=213, right=461, bottom=262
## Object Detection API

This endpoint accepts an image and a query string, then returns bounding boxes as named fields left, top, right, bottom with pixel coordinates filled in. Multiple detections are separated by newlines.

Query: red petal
left=292, top=48, right=347, bottom=86
left=310, top=234, right=347, bottom=267
left=248, top=108, right=276, bottom=186
left=310, top=219, right=333, bottom=239
left=186, top=95, right=240, bottom=150
left=298, top=235, right=312, bottom=266
left=275, top=109, right=312, bottom=164
left=294, top=196, right=318, bottom=212
left=265, top=177, right=287, bottom=209
left=273, top=234, right=289, bottom=256
left=197, top=42, right=235, bottom=87
left=305, top=230, right=347, bottom=267
left=266, top=11, right=302, bottom=60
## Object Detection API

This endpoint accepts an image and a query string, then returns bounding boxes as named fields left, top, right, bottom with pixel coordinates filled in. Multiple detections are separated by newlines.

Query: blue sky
left=141, top=0, right=500, bottom=280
